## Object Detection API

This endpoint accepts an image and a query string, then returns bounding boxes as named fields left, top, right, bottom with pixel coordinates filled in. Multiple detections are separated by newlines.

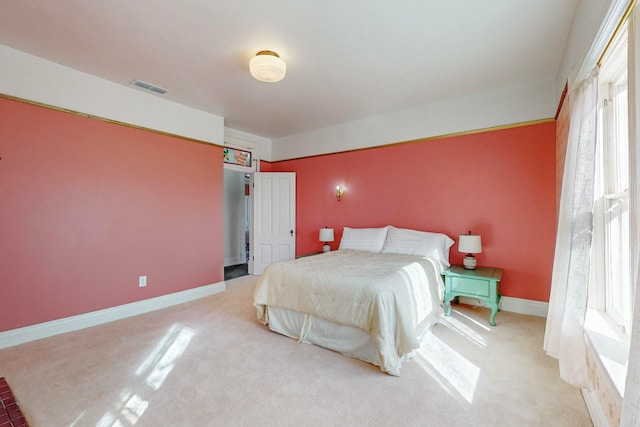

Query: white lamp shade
left=458, top=234, right=482, bottom=254
left=319, top=228, right=335, bottom=243
left=249, top=51, right=286, bottom=82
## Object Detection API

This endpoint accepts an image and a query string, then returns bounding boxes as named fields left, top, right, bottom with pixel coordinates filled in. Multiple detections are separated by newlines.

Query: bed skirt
left=266, top=306, right=417, bottom=372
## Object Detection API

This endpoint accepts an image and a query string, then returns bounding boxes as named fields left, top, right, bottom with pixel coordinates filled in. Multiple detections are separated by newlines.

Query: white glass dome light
left=249, top=50, right=286, bottom=82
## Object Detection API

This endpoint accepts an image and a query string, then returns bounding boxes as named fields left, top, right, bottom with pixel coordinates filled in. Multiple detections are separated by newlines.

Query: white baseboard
left=457, top=296, right=548, bottom=318
left=582, top=388, right=608, bottom=427
left=500, top=296, right=548, bottom=317
left=0, top=281, right=226, bottom=350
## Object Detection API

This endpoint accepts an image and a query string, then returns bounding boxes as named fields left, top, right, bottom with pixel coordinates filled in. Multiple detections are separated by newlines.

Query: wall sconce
left=458, top=231, right=482, bottom=270
left=336, top=185, right=345, bottom=201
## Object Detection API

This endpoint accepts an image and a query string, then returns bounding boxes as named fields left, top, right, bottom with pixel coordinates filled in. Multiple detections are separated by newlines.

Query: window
left=594, top=22, right=634, bottom=335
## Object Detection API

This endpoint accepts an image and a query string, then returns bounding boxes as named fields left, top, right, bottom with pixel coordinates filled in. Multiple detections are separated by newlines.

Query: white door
left=250, top=172, right=296, bottom=275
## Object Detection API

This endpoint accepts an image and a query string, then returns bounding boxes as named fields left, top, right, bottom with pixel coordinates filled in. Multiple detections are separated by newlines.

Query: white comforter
left=253, top=249, right=446, bottom=375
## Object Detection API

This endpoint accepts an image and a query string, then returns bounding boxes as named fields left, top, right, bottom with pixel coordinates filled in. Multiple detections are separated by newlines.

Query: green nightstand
left=443, top=265, right=503, bottom=326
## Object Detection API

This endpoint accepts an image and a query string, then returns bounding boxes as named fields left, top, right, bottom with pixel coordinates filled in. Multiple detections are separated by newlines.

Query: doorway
left=251, top=172, right=296, bottom=275
left=223, top=169, right=251, bottom=280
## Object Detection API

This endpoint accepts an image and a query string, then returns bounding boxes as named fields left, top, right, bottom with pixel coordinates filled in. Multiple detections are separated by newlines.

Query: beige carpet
left=0, top=275, right=592, bottom=426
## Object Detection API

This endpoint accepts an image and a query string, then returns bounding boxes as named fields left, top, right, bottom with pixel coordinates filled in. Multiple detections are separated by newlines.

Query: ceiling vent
left=130, top=79, right=168, bottom=95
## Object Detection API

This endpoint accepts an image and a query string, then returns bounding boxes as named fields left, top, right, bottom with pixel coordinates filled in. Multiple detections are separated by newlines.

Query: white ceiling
left=0, top=1, right=577, bottom=139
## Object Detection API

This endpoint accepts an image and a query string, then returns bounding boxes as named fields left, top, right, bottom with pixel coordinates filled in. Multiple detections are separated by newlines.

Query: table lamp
left=458, top=232, right=482, bottom=270
left=319, top=227, right=334, bottom=252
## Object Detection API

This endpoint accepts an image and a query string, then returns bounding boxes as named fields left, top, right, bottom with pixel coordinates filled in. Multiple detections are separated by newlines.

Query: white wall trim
left=457, top=295, right=549, bottom=318
left=271, top=79, right=555, bottom=161
left=574, top=0, right=631, bottom=85
left=0, top=44, right=224, bottom=145
left=499, top=296, right=549, bottom=318
left=582, top=388, right=609, bottom=427
left=0, top=281, right=226, bottom=350
left=224, top=127, right=273, bottom=163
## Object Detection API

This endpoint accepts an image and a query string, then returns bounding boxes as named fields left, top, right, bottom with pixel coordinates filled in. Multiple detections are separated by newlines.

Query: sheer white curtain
left=543, top=68, right=599, bottom=389
left=621, top=5, right=640, bottom=426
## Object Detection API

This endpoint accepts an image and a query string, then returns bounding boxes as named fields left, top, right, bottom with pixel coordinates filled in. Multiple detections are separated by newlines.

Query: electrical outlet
left=139, top=275, right=147, bottom=287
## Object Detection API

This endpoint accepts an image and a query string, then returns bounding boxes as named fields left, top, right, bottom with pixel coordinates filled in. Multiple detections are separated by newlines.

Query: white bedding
left=267, top=306, right=381, bottom=367
left=253, top=249, right=446, bottom=375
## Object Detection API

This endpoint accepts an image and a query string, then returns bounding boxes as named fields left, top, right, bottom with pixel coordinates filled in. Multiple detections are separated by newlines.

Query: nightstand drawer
left=450, top=277, right=490, bottom=297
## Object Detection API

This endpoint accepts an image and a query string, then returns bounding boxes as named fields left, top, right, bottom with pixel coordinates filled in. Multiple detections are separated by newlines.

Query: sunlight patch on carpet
left=415, top=332, right=480, bottom=404
left=138, top=324, right=195, bottom=390
left=96, top=323, right=194, bottom=426
left=438, top=310, right=488, bottom=348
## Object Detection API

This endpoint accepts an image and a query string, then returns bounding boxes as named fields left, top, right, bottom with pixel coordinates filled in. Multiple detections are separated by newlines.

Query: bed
left=253, top=225, right=454, bottom=376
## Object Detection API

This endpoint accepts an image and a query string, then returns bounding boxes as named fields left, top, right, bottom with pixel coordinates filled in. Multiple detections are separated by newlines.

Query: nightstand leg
left=488, top=303, right=498, bottom=326
left=445, top=298, right=452, bottom=316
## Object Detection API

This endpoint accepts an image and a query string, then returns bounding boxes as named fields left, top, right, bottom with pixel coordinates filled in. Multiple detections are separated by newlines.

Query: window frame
left=593, top=21, right=634, bottom=336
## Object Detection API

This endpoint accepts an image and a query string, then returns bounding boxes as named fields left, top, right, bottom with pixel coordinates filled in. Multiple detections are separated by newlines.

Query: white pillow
left=338, top=226, right=389, bottom=253
left=381, top=226, right=454, bottom=266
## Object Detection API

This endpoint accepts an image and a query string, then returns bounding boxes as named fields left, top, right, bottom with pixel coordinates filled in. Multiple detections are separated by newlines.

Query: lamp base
left=463, top=255, right=477, bottom=270
left=323, top=243, right=331, bottom=252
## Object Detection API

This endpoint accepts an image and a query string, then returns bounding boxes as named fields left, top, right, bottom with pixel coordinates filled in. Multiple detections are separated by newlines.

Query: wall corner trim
left=581, top=388, right=609, bottom=427
left=0, top=281, right=226, bottom=350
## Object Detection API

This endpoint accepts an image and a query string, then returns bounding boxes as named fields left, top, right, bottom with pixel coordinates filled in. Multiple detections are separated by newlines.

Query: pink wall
left=0, top=97, right=224, bottom=332
left=260, top=160, right=273, bottom=172
left=269, top=122, right=556, bottom=302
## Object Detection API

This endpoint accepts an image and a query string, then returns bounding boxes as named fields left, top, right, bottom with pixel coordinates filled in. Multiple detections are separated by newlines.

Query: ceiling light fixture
left=249, top=50, right=286, bottom=83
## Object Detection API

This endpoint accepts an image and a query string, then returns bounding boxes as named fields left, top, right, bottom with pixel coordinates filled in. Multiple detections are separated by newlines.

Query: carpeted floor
left=0, top=275, right=592, bottom=426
